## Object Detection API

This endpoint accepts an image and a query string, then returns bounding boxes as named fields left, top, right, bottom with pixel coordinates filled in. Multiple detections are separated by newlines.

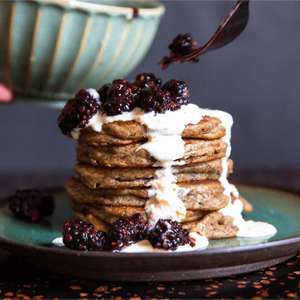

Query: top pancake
left=77, top=116, right=226, bottom=146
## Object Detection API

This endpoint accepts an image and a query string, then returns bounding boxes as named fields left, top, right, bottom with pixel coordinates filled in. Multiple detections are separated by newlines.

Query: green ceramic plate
left=0, top=185, right=299, bottom=282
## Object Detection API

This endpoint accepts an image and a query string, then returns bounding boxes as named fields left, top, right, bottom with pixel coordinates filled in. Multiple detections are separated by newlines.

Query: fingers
left=0, top=83, right=13, bottom=103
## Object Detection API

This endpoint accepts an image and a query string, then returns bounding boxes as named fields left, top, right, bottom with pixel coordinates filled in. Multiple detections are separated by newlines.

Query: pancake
left=177, top=181, right=229, bottom=210
left=70, top=200, right=209, bottom=224
left=183, top=212, right=239, bottom=239
left=66, top=178, right=148, bottom=207
left=73, top=211, right=110, bottom=232
left=72, top=209, right=238, bottom=240
left=73, top=158, right=233, bottom=189
left=76, top=138, right=228, bottom=168
left=77, top=116, right=226, bottom=145
left=66, top=178, right=230, bottom=210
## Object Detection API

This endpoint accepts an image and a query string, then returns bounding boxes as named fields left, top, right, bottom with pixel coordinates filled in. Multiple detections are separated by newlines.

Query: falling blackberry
left=134, top=72, right=162, bottom=89
left=98, top=79, right=140, bottom=116
left=139, top=85, right=175, bottom=114
left=162, top=79, right=190, bottom=108
left=8, top=189, right=55, bottom=222
left=160, top=33, right=199, bottom=69
left=169, top=33, right=198, bottom=57
left=57, top=88, right=101, bottom=135
left=107, top=213, right=148, bottom=251
left=148, top=219, right=196, bottom=251
left=62, top=218, right=107, bottom=251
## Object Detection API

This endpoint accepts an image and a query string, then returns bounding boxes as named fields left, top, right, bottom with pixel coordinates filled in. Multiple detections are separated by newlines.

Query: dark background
left=0, top=1, right=299, bottom=172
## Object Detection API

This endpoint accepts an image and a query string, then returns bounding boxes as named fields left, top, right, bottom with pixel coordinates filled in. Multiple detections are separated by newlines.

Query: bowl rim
left=35, top=0, right=165, bottom=17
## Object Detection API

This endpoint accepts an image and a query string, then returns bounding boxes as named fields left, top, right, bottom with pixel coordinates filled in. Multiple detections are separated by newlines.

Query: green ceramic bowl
left=0, top=0, right=165, bottom=107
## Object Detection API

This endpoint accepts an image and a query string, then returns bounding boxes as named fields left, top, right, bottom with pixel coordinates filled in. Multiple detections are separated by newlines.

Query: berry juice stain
left=131, top=7, right=138, bottom=18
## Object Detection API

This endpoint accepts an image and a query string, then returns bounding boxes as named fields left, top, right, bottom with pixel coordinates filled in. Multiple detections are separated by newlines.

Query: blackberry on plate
left=98, top=79, right=140, bottom=116
left=57, top=89, right=101, bottom=135
left=8, top=189, right=55, bottom=222
left=134, top=72, right=162, bottom=89
left=148, top=219, right=196, bottom=251
left=162, top=79, right=190, bottom=108
left=139, top=85, right=175, bottom=114
left=107, top=213, right=148, bottom=251
left=63, top=218, right=107, bottom=251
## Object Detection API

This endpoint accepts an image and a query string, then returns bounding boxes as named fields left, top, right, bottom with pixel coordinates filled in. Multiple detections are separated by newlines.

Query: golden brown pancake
left=66, top=178, right=230, bottom=210
left=77, top=116, right=226, bottom=145
left=66, top=178, right=148, bottom=207
left=183, top=212, right=239, bottom=239
left=70, top=200, right=209, bottom=224
left=73, top=158, right=233, bottom=189
left=76, top=138, right=228, bottom=168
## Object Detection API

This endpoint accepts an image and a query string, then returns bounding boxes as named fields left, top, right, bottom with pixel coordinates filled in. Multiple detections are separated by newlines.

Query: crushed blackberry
left=139, top=85, right=175, bottom=114
left=160, top=33, right=199, bottom=69
left=8, top=189, right=55, bottom=222
left=98, top=79, right=140, bottom=116
left=134, top=72, right=162, bottom=89
left=107, top=213, right=148, bottom=251
left=62, top=218, right=107, bottom=251
left=148, top=219, right=196, bottom=251
left=162, top=79, right=190, bottom=108
left=57, top=88, right=101, bottom=135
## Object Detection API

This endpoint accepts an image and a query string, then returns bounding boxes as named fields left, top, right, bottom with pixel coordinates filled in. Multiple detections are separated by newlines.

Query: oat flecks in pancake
left=72, top=158, right=233, bottom=189
left=66, top=177, right=231, bottom=211
left=76, top=139, right=227, bottom=168
left=70, top=200, right=209, bottom=225
left=65, top=178, right=148, bottom=206
left=183, top=212, right=239, bottom=239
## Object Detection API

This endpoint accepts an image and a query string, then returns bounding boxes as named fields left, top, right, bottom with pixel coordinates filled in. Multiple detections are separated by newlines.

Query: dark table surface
left=0, top=167, right=299, bottom=299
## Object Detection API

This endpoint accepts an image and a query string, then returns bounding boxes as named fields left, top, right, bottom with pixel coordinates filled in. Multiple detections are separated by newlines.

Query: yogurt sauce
left=70, top=90, right=277, bottom=249
left=122, top=232, right=208, bottom=253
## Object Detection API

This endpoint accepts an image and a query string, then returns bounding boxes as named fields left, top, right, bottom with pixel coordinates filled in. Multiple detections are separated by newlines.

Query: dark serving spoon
left=159, top=0, right=250, bottom=69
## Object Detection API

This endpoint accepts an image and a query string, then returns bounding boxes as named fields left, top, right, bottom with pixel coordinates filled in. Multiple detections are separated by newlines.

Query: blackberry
left=62, top=218, right=107, bottom=251
left=57, top=89, right=101, bottom=135
left=107, top=213, right=148, bottom=251
left=102, top=96, right=134, bottom=116
left=98, top=79, right=140, bottom=116
left=139, top=86, right=175, bottom=114
left=8, top=189, right=55, bottom=222
left=134, top=72, right=162, bottom=89
left=162, top=79, right=190, bottom=108
left=148, top=219, right=196, bottom=251
left=160, top=33, right=199, bottom=69
left=169, top=33, right=198, bottom=57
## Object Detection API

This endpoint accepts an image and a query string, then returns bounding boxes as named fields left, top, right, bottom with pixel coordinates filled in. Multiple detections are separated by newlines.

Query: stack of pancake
left=65, top=115, right=251, bottom=239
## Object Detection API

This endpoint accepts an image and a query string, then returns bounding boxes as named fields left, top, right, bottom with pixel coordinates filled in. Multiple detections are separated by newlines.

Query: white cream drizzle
left=219, top=199, right=277, bottom=238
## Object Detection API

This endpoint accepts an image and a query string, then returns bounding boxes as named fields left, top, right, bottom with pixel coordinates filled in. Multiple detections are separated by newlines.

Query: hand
left=0, top=83, right=13, bottom=103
